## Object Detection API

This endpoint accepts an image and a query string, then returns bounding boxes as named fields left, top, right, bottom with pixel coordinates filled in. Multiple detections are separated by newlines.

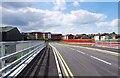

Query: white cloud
left=62, top=10, right=107, bottom=25
left=73, top=1, right=80, bottom=7
left=54, top=0, right=66, bottom=10
left=2, top=5, right=109, bottom=34
left=96, top=19, right=118, bottom=27
left=110, top=19, right=118, bottom=27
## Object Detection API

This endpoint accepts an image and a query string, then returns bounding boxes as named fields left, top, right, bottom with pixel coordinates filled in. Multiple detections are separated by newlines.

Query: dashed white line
left=119, top=67, right=120, bottom=69
left=65, top=46, right=113, bottom=66
left=70, top=48, right=75, bottom=50
left=90, top=55, right=112, bottom=65
left=76, top=50, right=86, bottom=55
left=86, top=54, right=89, bottom=56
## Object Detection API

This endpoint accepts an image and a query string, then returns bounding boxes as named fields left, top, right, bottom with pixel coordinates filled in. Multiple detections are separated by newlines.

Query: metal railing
left=0, top=41, right=46, bottom=77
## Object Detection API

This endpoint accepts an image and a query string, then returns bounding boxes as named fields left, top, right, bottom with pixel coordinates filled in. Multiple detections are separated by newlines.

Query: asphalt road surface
left=50, top=42, right=119, bottom=78
left=15, top=42, right=119, bottom=78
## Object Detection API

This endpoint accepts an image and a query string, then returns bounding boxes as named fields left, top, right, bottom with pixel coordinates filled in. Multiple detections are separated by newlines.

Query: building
left=22, top=32, right=52, bottom=40
left=100, top=33, right=113, bottom=40
left=110, top=34, right=116, bottom=39
left=0, top=26, right=22, bottom=41
left=29, top=32, right=44, bottom=39
left=75, top=34, right=82, bottom=39
left=80, top=34, right=90, bottom=39
left=116, top=34, right=120, bottom=39
left=44, top=32, right=51, bottom=39
left=94, top=34, right=100, bottom=41
left=94, top=33, right=118, bottom=41
left=63, top=34, right=74, bottom=40
left=51, top=34, right=62, bottom=41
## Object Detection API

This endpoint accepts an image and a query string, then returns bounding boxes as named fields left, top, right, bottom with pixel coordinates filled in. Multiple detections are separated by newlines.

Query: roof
left=23, top=32, right=51, bottom=34
left=51, top=34, right=62, bottom=36
left=0, top=26, right=16, bottom=32
left=66, top=34, right=74, bottom=36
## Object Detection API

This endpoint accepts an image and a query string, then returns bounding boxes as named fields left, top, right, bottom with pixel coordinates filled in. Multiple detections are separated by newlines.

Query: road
left=50, top=42, right=119, bottom=77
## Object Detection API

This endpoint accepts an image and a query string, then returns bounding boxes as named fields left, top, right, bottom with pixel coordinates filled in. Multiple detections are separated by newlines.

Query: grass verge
left=58, top=41, right=68, bottom=44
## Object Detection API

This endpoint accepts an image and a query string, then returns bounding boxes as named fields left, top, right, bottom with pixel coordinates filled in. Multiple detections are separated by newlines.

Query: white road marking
left=119, top=67, right=120, bottom=69
left=70, top=48, right=75, bottom=50
left=76, top=50, right=86, bottom=55
left=50, top=44, right=62, bottom=77
left=58, top=43, right=119, bottom=56
left=90, top=55, right=112, bottom=65
left=86, top=54, right=89, bottom=56
left=57, top=43, right=114, bottom=67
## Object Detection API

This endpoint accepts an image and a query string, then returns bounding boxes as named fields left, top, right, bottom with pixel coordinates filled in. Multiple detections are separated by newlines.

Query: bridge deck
left=16, top=45, right=59, bottom=78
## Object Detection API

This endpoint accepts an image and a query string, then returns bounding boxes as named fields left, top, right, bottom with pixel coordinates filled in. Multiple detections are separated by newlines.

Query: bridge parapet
left=0, top=41, right=46, bottom=77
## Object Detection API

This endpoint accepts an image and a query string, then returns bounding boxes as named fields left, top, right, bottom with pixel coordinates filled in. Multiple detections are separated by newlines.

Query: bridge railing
left=0, top=41, right=46, bottom=77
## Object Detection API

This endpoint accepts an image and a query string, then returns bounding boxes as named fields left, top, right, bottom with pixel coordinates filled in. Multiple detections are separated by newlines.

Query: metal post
left=21, top=43, right=24, bottom=57
left=29, top=42, right=32, bottom=52
left=1, top=45, right=5, bottom=68
left=1, top=44, right=5, bottom=75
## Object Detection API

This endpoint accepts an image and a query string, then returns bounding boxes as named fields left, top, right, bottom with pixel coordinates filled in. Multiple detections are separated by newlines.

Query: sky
left=1, top=0, right=119, bottom=35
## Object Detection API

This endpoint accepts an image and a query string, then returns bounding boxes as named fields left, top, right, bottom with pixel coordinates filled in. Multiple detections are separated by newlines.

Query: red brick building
left=23, top=32, right=51, bottom=40
left=23, top=32, right=63, bottom=40
left=51, top=34, right=62, bottom=41
left=30, top=32, right=43, bottom=39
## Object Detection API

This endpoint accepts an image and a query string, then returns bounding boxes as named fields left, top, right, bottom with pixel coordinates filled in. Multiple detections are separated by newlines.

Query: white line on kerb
left=90, top=55, right=112, bottom=65
left=76, top=50, right=86, bottom=55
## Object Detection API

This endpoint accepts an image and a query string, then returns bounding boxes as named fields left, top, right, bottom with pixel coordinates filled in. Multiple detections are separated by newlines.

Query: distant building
left=116, top=34, right=120, bottom=39
left=0, top=26, right=22, bottom=41
left=80, top=34, right=90, bottom=39
left=51, top=34, right=62, bottom=41
left=100, top=33, right=115, bottom=40
left=22, top=32, right=51, bottom=40
left=44, top=32, right=51, bottom=39
left=110, top=34, right=116, bottom=39
left=75, top=34, right=82, bottom=39
left=94, top=34, right=100, bottom=41
left=94, top=33, right=118, bottom=41
left=30, top=32, right=45, bottom=39
left=63, top=34, right=74, bottom=40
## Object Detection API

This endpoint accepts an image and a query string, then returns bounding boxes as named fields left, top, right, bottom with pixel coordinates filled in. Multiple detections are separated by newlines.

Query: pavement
left=69, top=44, right=119, bottom=53
left=88, top=46, right=119, bottom=53
left=50, top=42, right=119, bottom=78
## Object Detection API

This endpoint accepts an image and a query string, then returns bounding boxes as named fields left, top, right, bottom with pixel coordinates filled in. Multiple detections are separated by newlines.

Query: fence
left=0, top=41, right=46, bottom=77
left=95, top=39, right=120, bottom=49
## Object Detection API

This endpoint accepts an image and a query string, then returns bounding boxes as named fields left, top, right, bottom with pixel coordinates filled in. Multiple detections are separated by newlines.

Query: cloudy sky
left=1, top=0, right=119, bottom=34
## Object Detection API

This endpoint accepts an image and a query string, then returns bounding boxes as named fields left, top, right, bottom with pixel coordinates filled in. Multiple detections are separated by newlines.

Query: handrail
left=3, top=46, right=45, bottom=77
left=0, top=43, right=41, bottom=62
left=0, top=41, right=46, bottom=77
left=0, top=41, right=42, bottom=45
left=0, top=44, right=43, bottom=73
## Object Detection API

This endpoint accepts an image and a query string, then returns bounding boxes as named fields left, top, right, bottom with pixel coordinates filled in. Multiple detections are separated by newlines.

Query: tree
left=111, top=32, right=116, bottom=35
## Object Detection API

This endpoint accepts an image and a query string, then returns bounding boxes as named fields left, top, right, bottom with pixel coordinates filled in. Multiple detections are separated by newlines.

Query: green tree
left=111, top=32, right=116, bottom=35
